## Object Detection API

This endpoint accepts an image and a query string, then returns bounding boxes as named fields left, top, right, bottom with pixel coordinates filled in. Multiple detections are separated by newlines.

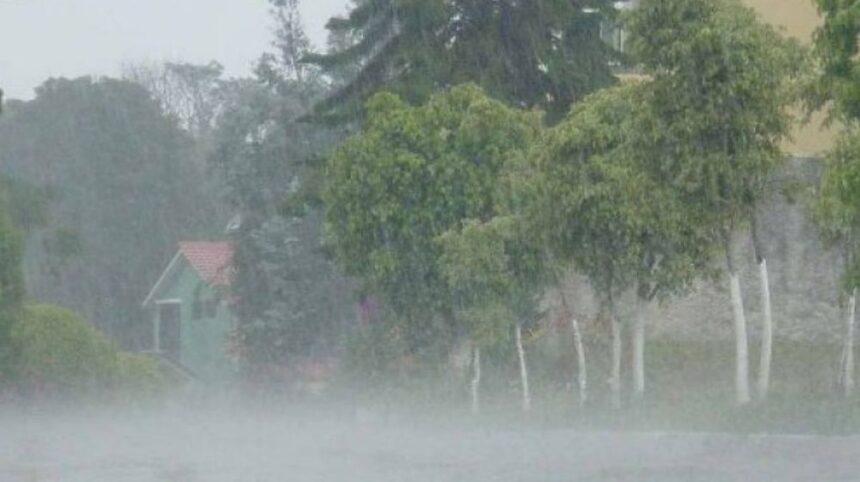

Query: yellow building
left=743, top=0, right=835, bottom=156
left=743, top=0, right=820, bottom=41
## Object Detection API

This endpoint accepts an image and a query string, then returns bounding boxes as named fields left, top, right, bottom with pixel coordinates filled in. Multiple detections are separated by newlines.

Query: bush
left=9, top=304, right=163, bottom=399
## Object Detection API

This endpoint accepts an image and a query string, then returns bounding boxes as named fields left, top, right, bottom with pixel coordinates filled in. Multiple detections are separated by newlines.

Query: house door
left=158, top=302, right=181, bottom=362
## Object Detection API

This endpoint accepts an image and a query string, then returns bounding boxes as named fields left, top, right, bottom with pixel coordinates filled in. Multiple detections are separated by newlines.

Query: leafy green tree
left=528, top=82, right=711, bottom=406
left=626, top=0, right=800, bottom=404
left=324, top=84, right=541, bottom=374
left=814, top=131, right=860, bottom=397
left=810, top=0, right=860, bottom=398
left=305, top=0, right=618, bottom=122
left=810, top=0, right=860, bottom=123
left=438, top=215, right=546, bottom=413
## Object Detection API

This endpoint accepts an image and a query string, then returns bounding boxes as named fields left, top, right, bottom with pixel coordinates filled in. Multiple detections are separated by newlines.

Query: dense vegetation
left=0, top=78, right=221, bottom=345
left=2, top=0, right=860, bottom=433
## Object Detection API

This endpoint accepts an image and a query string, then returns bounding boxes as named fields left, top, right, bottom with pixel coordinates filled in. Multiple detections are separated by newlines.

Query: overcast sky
left=0, top=0, right=351, bottom=100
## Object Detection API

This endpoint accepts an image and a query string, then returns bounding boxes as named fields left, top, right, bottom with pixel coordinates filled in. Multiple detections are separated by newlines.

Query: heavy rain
left=1, top=0, right=860, bottom=480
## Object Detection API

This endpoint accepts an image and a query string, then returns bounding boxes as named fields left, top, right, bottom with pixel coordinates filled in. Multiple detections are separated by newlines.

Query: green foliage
left=626, top=0, right=801, bottom=263
left=306, top=0, right=618, bottom=122
left=528, top=82, right=711, bottom=308
left=208, top=6, right=353, bottom=371
left=814, top=128, right=860, bottom=290
left=0, top=174, right=51, bottom=234
left=9, top=304, right=163, bottom=398
left=811, top=0, right=860, bottom=123
left=531, top=84, right=648, bottom=299
left=811, top=1, right=860, bottom=292
left=0, top=192, right=24, bottom=374
left=325, top=84, right=540, bottom=351
left=0, top=77, right=221, bottom=343
left=438, top=218, right=520, bottom=346
left=343, top=313, right=412, bottom=388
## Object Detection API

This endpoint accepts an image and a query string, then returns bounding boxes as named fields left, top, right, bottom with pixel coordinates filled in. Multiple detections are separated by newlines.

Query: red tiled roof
left=178, top=241, right=234, bottom=287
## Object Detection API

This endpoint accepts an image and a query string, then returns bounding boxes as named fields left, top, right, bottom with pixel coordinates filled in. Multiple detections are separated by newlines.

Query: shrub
left=9, top=304, right=163, bottom=399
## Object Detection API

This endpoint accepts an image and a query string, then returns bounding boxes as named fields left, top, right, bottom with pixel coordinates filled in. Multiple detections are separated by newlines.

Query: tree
left=324, top=84, right=541, bottom=379
left=209, top=76, right=354, bottom=377
left=810, top=0, right=860, bottom=124
left=626, top=0, right=800, bottom=404
left=0, top=77, right=220, bottom=343
left=208, top=2, right=354, bottom=380
left=438, top=215, right=546, bottom=413
left=814, top=131, right=860, bottom=397
left=0, top=191, right=24, bottom=382
left=0, top=174, right=50, bottom=236
left=529, top=82, right=711, bottom=406
left=530, top=84, right=643, bottom=407
left=810, top=0, right=860, bottom=398
left=124, top=61, right=228, bottom=140
left=264, top=0, right=314, bottom=85
left=305, top=0, right=618, bottom=122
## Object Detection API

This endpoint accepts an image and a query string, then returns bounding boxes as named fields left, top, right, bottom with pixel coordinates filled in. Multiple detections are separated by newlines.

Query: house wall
left=742, top=0, right=837, bottom=156
left=155, top=259, right=236, bottom=384
left=551, top=157, right=842, bottom=344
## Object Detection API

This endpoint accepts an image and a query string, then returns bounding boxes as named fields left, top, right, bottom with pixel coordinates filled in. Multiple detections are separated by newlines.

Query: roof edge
left=142, top=251, right=182, bottom=308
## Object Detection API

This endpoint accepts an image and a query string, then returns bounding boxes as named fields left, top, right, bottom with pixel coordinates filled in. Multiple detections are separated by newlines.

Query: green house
left=142, top=241, right=237, bottom=384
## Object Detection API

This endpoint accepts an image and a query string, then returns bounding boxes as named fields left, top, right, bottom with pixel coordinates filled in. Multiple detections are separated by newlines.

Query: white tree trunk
left=843, top=288, right=856, bottom=398
left=470, top=344, right=481, bottom=415
left=515, top=323, right=531, bottom=412
left=571, top=317, right=588, bottom=407
left=756, top=258, right=774, bottom=401
left=632, top=300, right=646, bottom=399
left=730, top=271, right=751, bottom=405
left=610, top=316, right=622, bottom=409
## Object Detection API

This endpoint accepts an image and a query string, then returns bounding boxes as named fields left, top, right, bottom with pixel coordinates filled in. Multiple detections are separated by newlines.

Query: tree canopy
left=206, top=2, right=354, bottom=374
left=305, top=0, right=618, bottom=122
left=812, top=0, right=860, bottom=290
left=528, top=82, right=711, bottom=310
left=811, top=0, right=860, bottom=123
left=626, top=0, right=800, bottom=252
left=324, top=84, right=541, bottom=351
left=0, top=192, right=24, bottom=377
left=0, top=77, right=220, bottom=341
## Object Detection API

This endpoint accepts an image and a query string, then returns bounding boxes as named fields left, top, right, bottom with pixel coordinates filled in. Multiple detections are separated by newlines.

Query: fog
left=0, top=0, right=350, bottom=100
left=2, top=403, right=859, bottom=482
left=2, top=0, right=860, bottom=480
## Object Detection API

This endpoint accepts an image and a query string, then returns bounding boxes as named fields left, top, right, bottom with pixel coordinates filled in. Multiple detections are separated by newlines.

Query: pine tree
left=208, top=0, right=355, bottom=379
left=305, top=0, right=618, bottom=122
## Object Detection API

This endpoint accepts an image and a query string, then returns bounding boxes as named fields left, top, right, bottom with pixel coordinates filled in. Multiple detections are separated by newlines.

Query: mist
left=2, top=0, right=860, bottom=480
left=3, top=400, right=859, bottom=482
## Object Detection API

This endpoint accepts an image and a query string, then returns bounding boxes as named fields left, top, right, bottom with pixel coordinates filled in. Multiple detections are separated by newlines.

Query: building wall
left=552, top=157, right=842, bottom=344
left=743, top=0, right=837, bottom=156
left=155, top=259, right=237, bottom=383
left=743, top=0, right=820, bottom=41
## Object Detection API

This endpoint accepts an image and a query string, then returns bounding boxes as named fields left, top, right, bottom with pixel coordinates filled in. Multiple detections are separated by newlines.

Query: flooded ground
left=1, top=406, right=858, bottom=482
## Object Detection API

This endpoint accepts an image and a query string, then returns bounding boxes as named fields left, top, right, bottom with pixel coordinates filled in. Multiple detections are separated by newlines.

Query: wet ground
left=1, top=408, right=858, bottom=481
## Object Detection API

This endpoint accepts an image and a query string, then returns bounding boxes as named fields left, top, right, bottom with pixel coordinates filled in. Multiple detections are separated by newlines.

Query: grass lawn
left=354, top=338, right=860, bottom=435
